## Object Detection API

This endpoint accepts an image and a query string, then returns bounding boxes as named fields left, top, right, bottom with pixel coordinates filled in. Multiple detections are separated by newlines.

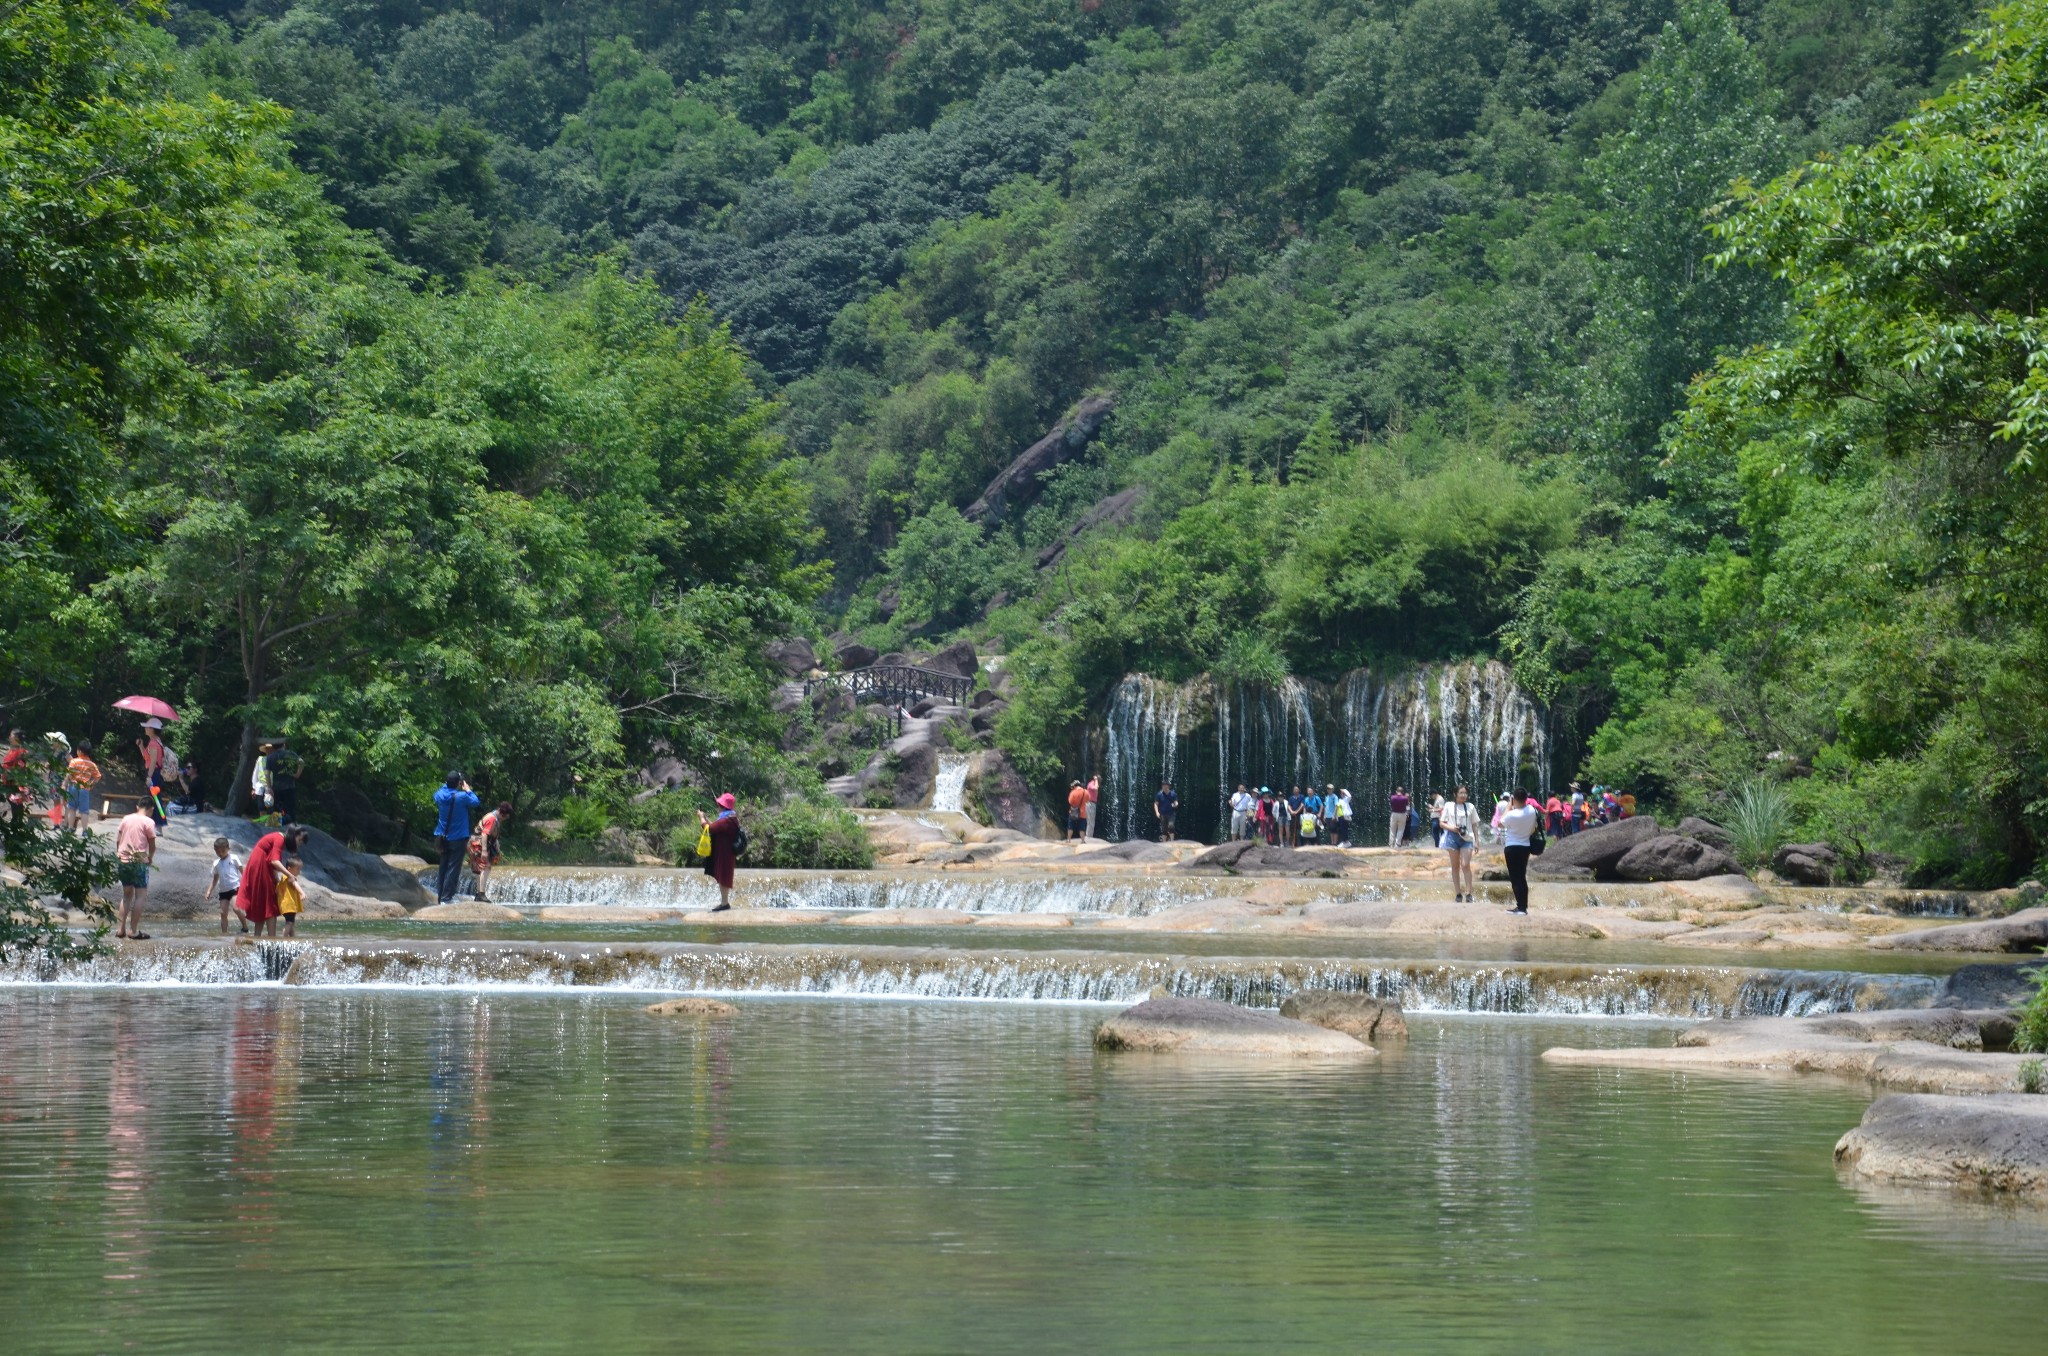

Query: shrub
left=745, top=798, right=874, bottom=869
left=2015, top=956, right=2048, bottom=1056
left=1725, top=777, right=1792, bottom=870
left=560, top=794, right=612, bottom=840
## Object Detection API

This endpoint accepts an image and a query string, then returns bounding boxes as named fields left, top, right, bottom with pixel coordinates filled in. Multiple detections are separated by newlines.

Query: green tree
left=1586, top=0, right=1789, bottom=485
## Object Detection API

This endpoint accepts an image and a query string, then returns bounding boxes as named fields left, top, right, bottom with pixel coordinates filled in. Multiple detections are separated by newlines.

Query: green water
left=3, top=990, right=2042, bottom=1354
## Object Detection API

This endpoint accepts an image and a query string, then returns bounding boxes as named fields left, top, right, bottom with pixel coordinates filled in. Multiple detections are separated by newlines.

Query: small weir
left=483, top=868, right=1339, bottom=916
left=0, top=940, right=1939, bottom=1017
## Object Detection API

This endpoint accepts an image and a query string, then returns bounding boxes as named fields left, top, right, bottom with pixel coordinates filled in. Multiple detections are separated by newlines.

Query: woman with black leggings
left=1499, top=788, right=1540, bottom=915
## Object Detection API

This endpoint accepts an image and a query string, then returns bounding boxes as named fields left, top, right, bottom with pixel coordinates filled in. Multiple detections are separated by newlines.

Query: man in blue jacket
left=433, top=772, right=482, bottom=904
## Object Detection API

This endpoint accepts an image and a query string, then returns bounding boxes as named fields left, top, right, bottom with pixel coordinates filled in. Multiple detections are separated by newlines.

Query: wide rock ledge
left=1834, top=1094, right=2048, bottom=1199
left=1095, top=997, right=1373, bottom=1056
left=645, top=997, right=739, bottom=1016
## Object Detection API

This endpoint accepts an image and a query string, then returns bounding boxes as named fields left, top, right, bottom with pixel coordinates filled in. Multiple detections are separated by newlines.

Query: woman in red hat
left=695, top=793, right=741, bottom=912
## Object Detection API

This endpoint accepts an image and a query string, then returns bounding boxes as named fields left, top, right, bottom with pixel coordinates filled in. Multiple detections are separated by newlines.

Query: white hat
left=141, top=717, right=164, bottom=729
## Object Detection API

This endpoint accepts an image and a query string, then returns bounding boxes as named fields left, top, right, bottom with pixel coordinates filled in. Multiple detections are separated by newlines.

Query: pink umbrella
left=112, top=695, right=180, bottom=723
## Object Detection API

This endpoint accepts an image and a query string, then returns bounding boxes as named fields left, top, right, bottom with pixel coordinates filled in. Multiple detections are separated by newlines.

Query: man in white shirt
left=1498, top=788, right=1542, bottom=915
left=1229, top=784, right=1252, bottom=840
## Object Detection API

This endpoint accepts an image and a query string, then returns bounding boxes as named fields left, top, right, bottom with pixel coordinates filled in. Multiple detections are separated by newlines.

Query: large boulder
left=1835, top=1093, right=2048, bottom=1198
left=158, top=813, right=431, bottom=908
left=1095, top=997, right=1372, bottom=1056
left=1773, top=841, right=1839, bottom=885
left=1874, top=907, right=2048, bottom=954
left=925, top=639, right=978, bottom=678
left=965, top=393, right=1116, bottom=525
left=889, top=739, right=939, bottom=810
left=763, top=636, right=817, bottom=677
left=314, top=781, right=403, bottom=851
left=833, top=638, right=880, bottom=670
left=1182, top=841, right=1354, bottom=875
left=965, top=750, right=1043, bottom=837
left=1937, top=961, right=2048, bottom=1009
left=1612, top=833, right=1744, bottom=882
left=1676, top=816, right=1734, bottom=850
left=1278, top=991, right=1408, bottom=1041
left=1537, top=816, right=1662, bottom=876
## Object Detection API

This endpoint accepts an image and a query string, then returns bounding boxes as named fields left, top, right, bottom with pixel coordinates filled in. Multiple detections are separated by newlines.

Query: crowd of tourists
left=1224, top=784, right=1359, bottom=846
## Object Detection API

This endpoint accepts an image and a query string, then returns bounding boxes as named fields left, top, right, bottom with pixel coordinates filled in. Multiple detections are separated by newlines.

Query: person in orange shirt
left=1065, top=780, right=1088, bottom=841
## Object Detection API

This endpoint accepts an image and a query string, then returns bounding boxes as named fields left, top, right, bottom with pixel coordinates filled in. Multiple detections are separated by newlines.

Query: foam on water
left=0, top=941, right=1939, bottom=1017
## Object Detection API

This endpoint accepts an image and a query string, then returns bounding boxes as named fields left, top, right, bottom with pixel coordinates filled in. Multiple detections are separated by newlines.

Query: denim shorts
left=1440, top=830, right=1473, bottom=852
left=69, top=786, right=93, bottom=813
left=117, top=859, right=150, bottom=888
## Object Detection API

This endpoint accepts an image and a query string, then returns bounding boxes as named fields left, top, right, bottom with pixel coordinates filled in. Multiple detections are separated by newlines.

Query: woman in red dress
left=236, top=826, right=305, bottom=936
left=695, top=793, right=740, bottom=912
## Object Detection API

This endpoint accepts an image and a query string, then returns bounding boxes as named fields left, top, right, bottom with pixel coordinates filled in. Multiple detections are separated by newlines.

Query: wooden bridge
left=805, top=665, right=976, bottom=740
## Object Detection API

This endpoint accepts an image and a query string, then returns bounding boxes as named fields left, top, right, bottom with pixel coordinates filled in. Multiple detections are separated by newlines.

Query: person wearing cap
left=1328, top=785, right=1351, bottom=845
left=1228, top=783, right=1251, bottom=841
left=251, top=741, right=274, bottom=815
left=696, top=793, right=742, bottom=910
left=1065, top=780, right=1087, bottom=841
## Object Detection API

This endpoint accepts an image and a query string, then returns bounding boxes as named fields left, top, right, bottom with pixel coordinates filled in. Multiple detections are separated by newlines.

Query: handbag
left=694, top=823, right=713, bottom=858
left=1530, top=826, right=1548, bottom=856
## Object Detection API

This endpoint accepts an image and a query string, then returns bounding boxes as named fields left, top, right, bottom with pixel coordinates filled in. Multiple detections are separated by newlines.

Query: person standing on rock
left=112, top=803, right=157, bottom=940
left=1499, top=789, right=1540, bottom=915
left=1438, top=785, right=1481, bottom=903
left=696, top=793, right=741, bottom=911
left=1388, top=786, right=1410, bottom=846
left=1153, top=780, right=1179, bottom=842
left=136, top=719, right=168, bottom=824
left=1066, top=781, right=1087, bottom=841
left=268, top=739, right=302, bottom=824
left=433, top=773, right=482, bottom=905
left=1229, top=784, right=1250, bottom=840
left=1330, top=786, right=1352, bottom=845
left=1085, top=775, right=1100, bottom=839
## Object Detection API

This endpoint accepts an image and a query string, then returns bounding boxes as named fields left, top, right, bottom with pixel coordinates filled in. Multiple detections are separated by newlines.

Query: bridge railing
left=804, top=665, right=977, bottom=741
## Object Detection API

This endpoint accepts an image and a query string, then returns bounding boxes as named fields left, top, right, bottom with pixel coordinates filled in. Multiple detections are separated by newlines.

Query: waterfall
left=0, top=940, right=1939, bottom=1017
left=931, top=754, right=969, bottom=813
left=1098, top=661, right=1550, bottom=844
left=1104, top=676, right=1188, bottom=841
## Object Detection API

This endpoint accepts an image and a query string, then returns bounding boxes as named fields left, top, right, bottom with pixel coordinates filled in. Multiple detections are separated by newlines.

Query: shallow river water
left=3, top=989, right=2044, bottom=1354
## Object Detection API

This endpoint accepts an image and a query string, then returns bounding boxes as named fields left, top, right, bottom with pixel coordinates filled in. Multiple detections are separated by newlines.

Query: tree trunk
left=227, top=719, right=259, bottom=818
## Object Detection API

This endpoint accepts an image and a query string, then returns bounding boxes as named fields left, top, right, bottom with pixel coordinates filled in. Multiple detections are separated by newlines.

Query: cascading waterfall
left=1098, top=661, right=1549, bottom=844
left=930, top=754, right=969, bottom=813
left=0, top=940, right=1938, bottom=1017
left=1104, top=676, right=1189, bottom=841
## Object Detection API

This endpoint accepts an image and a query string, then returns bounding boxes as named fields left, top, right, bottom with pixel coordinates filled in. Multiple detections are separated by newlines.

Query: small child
left=64, top=741, right=102, bottom=832
left=208, top=837, right=246, bottom=935
left=277, top=855, right=305, bottom=938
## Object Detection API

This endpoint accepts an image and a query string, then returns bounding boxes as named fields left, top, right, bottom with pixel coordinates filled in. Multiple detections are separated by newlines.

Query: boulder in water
left=645, top=997, right=739, bottom=1017
left=1278, top=991, right=1408, bottom=1040
left=1535, top=816, right=1662, bottom=876
left=1773, top=841, right=1840, bottom=885
left=1873, top=907, right=2048, bottom=953
left=1095, top=997, right=1373, bottom=1056
left=1935, top=961, right=2048, bottom=1008
left=1835, top=1093, right=2048, bottom=1199
left=1612, top=834, right=1744, bottom=882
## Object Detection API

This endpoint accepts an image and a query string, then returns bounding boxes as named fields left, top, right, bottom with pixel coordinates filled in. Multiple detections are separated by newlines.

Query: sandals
left=130, top=932, right=151, bottom=941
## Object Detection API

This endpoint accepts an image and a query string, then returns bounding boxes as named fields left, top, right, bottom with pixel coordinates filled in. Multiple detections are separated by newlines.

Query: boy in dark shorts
left=208, top=836, right=247, bottom=934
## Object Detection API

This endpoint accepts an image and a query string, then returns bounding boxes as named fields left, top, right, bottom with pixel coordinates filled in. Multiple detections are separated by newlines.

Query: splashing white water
left=931, top=754, right=969, bottom=814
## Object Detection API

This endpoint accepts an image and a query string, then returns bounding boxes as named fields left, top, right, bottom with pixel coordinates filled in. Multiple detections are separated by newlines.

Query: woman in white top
left=1498, top=788, right=1541, bottom=915
left=1438, top=785, right=1482, bottom=902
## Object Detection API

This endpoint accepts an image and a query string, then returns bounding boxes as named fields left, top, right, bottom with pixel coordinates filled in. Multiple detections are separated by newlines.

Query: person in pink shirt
left=113, top=807, right=158, bottom=940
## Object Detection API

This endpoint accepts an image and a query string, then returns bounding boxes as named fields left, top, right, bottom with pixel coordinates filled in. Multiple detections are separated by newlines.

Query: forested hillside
left=7, top=0, right=2044, bottom=884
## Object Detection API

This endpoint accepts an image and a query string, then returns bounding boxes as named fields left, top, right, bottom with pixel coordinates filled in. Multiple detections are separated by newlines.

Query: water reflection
left=0, top=991, right=2043, bottom=1356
